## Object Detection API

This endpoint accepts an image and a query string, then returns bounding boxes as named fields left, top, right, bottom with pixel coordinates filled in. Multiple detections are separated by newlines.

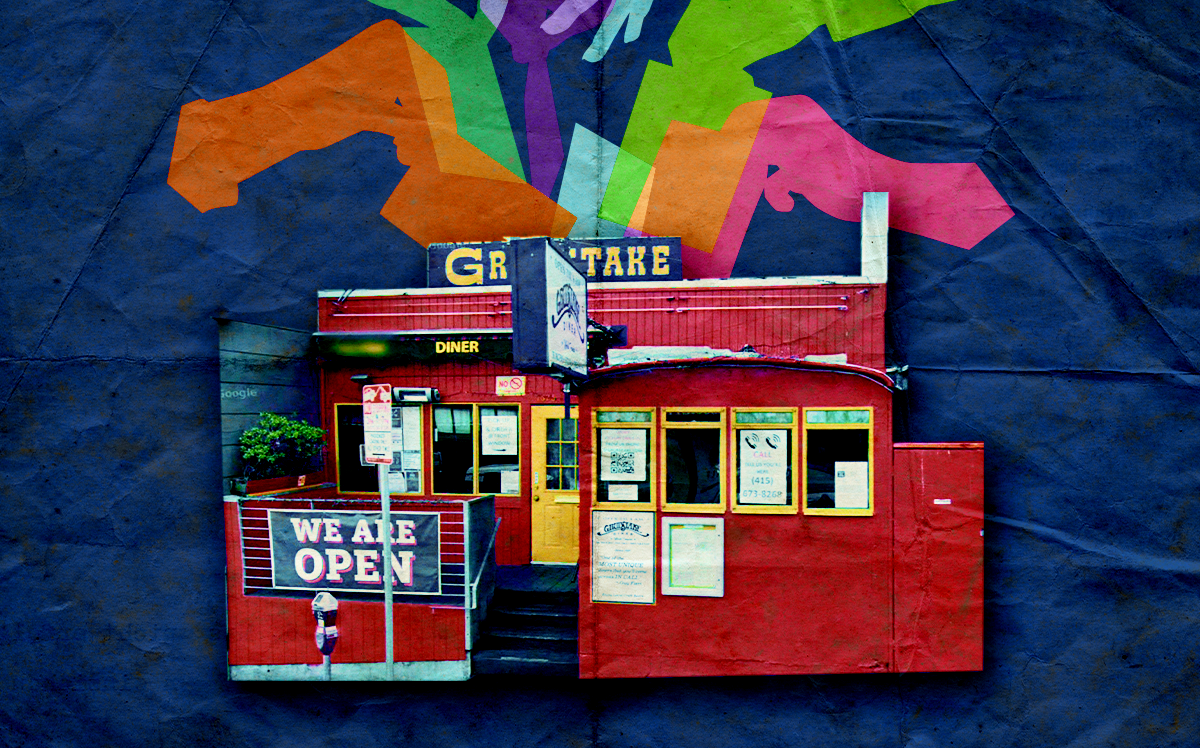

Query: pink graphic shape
left=694, top=95, right=1015, bottom=278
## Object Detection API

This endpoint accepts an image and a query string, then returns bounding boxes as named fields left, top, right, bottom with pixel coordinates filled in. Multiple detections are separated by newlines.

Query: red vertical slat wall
left=892, top=443, right=985, bottom=672
left=314, top=281, right=885, bottom=570
left=317, top=282, right=884, bottom=371
left=227, top=498, right=467, bottom=667
left=320, top=357, right=562, bottom=566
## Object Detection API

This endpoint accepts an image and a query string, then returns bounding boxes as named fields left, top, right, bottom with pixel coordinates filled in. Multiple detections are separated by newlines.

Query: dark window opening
left=806, top=429, right=869, bottom=509
left=665, top=429, right=722, bottom=505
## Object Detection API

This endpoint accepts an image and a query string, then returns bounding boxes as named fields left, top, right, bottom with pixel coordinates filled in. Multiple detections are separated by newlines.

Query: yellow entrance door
left=530, top=405, right=580, bottom=563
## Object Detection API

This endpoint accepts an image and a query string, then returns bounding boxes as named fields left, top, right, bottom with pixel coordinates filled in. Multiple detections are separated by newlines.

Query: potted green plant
left=235, top=413, right=327, bottom=495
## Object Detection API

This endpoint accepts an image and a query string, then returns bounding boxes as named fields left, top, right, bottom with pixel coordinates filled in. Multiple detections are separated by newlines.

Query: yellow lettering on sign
left=652, top=245, right=671, bottom=275
left=581, top=246, right=601, bottom=276
left=626, top=245, right=647, bottom=276
left=435, top=340, right=480, bottom=354
left=604, top=246, right=624, bottom=276
left=445, top=247, right=483, bottom=285
left=489, top=250, right=507, bottom=281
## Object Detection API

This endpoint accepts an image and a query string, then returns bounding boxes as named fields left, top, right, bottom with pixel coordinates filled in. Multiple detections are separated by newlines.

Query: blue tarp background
left=3, top=0, right=1199, bottom=745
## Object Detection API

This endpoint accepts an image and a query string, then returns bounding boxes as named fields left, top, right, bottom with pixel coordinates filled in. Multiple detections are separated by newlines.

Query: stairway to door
left=471, top=565, right=578, bottom=677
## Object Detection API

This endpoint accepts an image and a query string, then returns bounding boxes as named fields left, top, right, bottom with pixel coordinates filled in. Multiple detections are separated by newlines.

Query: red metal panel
left=577, top=364, right=895, bottom=678
left=892, top=443, right=985, bottom=672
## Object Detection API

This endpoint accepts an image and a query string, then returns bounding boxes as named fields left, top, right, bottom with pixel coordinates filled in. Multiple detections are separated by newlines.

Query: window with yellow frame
left=593, top=408, right=655, bottom=510
left=432, top=404, right=520, bottom=496
left=660, top=408, right=726, bottom=514
left=803, top=407, right=874, bottom=516
left=731, top=408, right=799, bottom=514
left=333, top=402, right=424, bottom=495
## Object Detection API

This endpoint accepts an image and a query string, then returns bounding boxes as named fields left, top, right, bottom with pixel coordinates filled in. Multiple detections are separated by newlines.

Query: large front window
left=432, top=404, right=520, bottom=495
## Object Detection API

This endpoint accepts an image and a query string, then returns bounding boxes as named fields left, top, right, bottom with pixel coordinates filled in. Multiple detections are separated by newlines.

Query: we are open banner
left=268, top=510, right=441, bottom=595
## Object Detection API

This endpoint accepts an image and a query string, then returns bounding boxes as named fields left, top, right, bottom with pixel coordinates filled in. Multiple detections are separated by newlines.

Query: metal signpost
left=362, top=383, right=395, bottom=680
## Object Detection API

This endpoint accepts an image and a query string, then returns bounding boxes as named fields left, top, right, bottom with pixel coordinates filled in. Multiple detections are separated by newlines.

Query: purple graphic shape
left=497, top=0, right=612, bottom=195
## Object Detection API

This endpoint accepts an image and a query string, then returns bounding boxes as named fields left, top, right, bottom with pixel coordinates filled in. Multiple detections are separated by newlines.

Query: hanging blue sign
left=510, top=238, right=589, bottom=379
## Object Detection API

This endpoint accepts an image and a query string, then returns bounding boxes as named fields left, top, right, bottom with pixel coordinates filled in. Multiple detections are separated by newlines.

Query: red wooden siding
left=315, top=281, right=885, bottom=567
left=318, top=281, right=885, bottom=370
left=892, top=443, right=985, bottom=672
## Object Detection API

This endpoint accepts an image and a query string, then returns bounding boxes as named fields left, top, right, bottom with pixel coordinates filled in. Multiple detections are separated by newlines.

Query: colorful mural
left=11, top=0, right=1200, bottom=740
left=168, top=0, right=1011, bottom=277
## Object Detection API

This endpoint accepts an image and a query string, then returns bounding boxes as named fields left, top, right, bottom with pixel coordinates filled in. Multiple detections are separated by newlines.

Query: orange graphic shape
left=403, top=34, right=523, bottom=184
left=168, top=21, right=573, bottom=245
left=636, top=100, right=770, bottom=255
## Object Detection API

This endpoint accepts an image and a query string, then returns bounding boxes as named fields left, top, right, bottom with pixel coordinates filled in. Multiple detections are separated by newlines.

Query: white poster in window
left=481, top=414, right=518, bottom=455
left=600, top=429, right=646, bottom=482
left=402, top=407, right=421, bottom=438
left=662, top=517, right=724, bottom=597
left=834, top=461, right=870, bottom=509
left=401, top=450, right=422, bottom=471
left=737, top=429, right=788, bottom=505
left=500, top=468, right=520, bottom=495
left=592, top=511, right=655, bottom=604
left=607, top=484, right=639, bottom=502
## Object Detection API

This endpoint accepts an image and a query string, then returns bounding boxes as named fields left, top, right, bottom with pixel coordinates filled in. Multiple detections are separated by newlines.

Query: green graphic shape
left=598, top=0, right=956, bottom=228
left=368, top=0, right=526, bottom=180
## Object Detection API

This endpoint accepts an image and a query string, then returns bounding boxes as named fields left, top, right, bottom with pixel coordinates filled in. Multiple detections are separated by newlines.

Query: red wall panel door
left=893, top=443, right=985, bottom=672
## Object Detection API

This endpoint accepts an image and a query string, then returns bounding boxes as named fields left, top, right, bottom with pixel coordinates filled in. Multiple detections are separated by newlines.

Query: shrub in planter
left=239, top=413, right=327, bottom=479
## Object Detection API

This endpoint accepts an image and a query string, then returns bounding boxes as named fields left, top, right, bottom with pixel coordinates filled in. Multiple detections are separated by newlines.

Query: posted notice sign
left=591, top=511, right=655, bottom=604
left=662, top=517, right=725, bottom=598
left=362, top=384, right=392, bottom=465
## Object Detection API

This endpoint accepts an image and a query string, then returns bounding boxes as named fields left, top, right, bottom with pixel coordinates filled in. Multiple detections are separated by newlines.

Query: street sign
left=362, top=384, right=393, bottom=465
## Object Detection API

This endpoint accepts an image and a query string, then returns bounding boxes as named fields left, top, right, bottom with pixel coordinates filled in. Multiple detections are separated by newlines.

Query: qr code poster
left=600, top=429, right=647, bottom=482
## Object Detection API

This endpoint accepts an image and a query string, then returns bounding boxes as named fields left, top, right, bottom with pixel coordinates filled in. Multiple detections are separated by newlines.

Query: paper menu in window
left=481, top=414, right=518, bottom=455
left=834, top=461, right=869, bottom=508
left=500, top=469, right=520, bottom=494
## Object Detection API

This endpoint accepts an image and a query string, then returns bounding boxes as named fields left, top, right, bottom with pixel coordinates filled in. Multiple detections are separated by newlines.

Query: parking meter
left=312, top=591, right=339, bottom=657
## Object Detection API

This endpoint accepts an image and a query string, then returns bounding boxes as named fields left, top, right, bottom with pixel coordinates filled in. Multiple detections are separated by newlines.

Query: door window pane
left=545, top=416, right=578, bottom=492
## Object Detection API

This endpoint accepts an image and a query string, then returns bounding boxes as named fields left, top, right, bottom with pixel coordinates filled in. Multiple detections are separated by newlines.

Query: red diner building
left=222, top=194, right=984, bottom=679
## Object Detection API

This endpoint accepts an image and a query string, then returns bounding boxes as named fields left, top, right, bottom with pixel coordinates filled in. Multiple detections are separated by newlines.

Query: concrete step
left=472, top=648, right=578, bottom=677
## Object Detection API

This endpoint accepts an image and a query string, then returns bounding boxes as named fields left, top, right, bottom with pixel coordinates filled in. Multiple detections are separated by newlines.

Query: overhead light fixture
left=350, top=374, right=373, bottom=384
left=393, top=387, right=439, bottom=403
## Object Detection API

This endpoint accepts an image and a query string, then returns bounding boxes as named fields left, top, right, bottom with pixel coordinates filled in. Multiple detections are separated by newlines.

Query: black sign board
left=268, top=509, right=441, bottom=595
left=428, top=237, right=682, bottom=288
left=510, top=238, right=589, bottom=379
